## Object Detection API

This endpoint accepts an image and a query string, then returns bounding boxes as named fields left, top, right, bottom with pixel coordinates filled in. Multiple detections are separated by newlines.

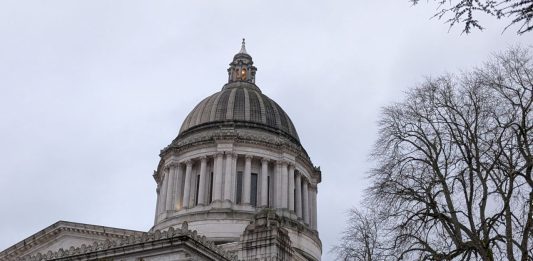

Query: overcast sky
left=1, top=1, right=532, bottom=260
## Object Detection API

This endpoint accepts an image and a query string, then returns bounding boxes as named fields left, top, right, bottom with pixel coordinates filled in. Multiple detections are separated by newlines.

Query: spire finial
left=239, top=38, right=247, bottom=54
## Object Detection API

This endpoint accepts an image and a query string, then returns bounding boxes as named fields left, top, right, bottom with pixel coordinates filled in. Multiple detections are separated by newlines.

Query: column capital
left=225, top=152, right=237, bottom=158
left=288, top=163, right=296, bottom=169
left=245, top=154, right=253, bottom=160
left=261, top=157, right=269, bottom=164
left=276, top=160, right=289, bottom=166
left=199, top=155, right=208, bottom=160
left=167, top=161, right=180, bottom=168
left=185, top=160, right=193, bottom=167
left=215, top=152, right=224, bottom=158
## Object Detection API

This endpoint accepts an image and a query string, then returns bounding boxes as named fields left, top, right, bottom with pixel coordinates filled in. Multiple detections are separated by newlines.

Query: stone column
left=223, top=153, right=234, bottom=201
left=311, top=186, right=318, bottom=229
left=302, top=179, right=309, bottom=225
left=308, top=186, right=313, bottom=228
left=154, top=186, right=161, bottom=222
left=274, top=161, right=282, bottom=208
left=280, top=161, right=288, bottom=209
left=197, top=157, right=207, bottom=205
left=183, top=160, right=193, bottom=208
left=288, top=164, right=295, bottom=212
left=243, top=155, right=252, bottom=205
left=156, top=177, right=164, bottom=216
left=175, top=163, right=184, bottom=209
left=295, top=172, right=302, bottom=218
left=212, top=153, right=224, bottom=202
left=165, top=164, right=177, bottom=211
left=260, top=158, right=269, bottom=207
left=230, top=154, right=238, bottom=202
left=160, top=169, right=169, bottom=212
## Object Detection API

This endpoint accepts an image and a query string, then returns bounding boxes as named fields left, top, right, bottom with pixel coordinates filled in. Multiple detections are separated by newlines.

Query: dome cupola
left=228, top=39, right=257, bottom=84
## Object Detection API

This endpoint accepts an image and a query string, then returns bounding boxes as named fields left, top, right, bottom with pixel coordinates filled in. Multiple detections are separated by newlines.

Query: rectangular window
left=293, top=175, right=297, bottom=210
left=236, top=171, right=243, bottom=204
left=195, top=174, right=200, bottom=206
left=251, top=173, right=258, bottom=207
left=267, top=176, right=271, bottom=207
left=208, top=172, right=214, bottom=204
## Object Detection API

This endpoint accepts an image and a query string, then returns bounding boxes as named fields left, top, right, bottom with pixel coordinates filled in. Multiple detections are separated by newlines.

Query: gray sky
left=0, top=1, right=531, bottom=260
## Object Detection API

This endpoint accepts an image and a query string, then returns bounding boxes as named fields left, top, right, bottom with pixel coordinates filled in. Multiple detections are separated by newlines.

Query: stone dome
left=178, top=82, right=300, bottom=144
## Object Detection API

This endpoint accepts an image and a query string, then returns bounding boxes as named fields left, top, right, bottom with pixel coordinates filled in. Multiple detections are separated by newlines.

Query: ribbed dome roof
left=178, top=82, right=300, bottom=142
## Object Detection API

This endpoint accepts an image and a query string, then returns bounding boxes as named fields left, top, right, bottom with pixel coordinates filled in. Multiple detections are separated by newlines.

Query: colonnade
left=155, top=153, right=318, bottom=229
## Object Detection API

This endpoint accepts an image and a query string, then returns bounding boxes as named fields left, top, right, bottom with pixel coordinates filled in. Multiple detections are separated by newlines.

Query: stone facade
left=0, top=40, right=322, bottom=261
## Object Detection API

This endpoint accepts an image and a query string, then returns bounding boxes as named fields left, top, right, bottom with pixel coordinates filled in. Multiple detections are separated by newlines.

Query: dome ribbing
left=178, top=82, right=300, bottom=143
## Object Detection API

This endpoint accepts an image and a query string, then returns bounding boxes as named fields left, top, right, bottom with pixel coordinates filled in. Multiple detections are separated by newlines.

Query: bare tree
left=332, top=209, right=390, bottom=261
left=409, top=0, right=533, bottom=34
left=335, top=47, right=532, bottom=260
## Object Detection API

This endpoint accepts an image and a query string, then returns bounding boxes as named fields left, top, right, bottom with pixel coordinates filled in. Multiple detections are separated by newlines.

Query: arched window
left=241, top=68, right=247, bottom=80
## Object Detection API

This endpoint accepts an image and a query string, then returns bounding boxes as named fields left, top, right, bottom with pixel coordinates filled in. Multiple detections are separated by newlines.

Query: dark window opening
left=267, top=176, right=271, bottom=207
left=236, top=171, right=243, bottom=204
left=195, top=174, right=200, bottom=205
left=208, top=172, right=214, bottom=204
left=251, top=173, right=258, bottom=207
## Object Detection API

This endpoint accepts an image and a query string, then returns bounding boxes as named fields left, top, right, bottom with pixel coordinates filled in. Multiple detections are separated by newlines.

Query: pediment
left=0, top=221, right=144, bottom=260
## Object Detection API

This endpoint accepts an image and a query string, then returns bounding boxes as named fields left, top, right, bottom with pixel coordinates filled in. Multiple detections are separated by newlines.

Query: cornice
left=160, top=131, right=312, bottom=165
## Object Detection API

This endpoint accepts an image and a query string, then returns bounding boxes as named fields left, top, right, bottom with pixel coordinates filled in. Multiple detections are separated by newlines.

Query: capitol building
left=0, top=41, right=322, bottom=261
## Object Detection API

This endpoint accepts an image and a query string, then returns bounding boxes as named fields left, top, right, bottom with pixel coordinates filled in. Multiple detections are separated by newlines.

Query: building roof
left=178, top=81, right=300, bottom=144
